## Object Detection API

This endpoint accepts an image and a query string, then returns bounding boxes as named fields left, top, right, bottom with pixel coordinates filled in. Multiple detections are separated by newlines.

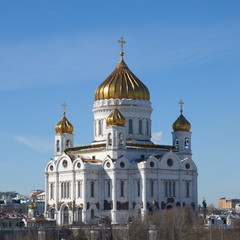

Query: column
left=44, top=174, right=49, bottom=217
left=141, top=169, right=147, bottom=220
left=111, top=170, right=117, bottom=224
left=55, top=173, right=59, bottom=223
left=82, top=169, right=87, bottom=223
left=72, top=170, right=76, bottom=223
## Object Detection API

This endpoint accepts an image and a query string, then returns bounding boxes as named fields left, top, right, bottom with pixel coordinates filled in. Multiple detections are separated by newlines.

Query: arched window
left=108, top=133, right=112, bottom=146
left=50, top=183, right=54, bottom=200
left=64, top=182, right=66, bottom=199
left=91, top=209, right=94, bottom=219
left=129, top=119, right=133, bottom=134
left=137, top=180, right=141, bottom=197
left=139, top=120, right=142, bottom=134
left=120, top=180, right=124, bottom=197
left=91, top=181, right=94, bottom=197
left=175, top=138, right=179, bottom=149
left=165, top=181, right=168, bottom=197
left=186, top=182, right=190, bottom=198
left=77, top=208, right=82, bottom=222
left=173, top=181, right=176, bottom=197
left=146, top=120, right=149, bottom=135
left=78, top=181, right=82, bottom=198
left=107, top=180, right=111, bottom=197
left=50, top=208, right=55, bottom=219
left=61, top=183, right=63, bottom=198
left=169, top=181, right=172, bottom=197
left=63, top=206, right=69, bottom=225
left=119, top=133, right=123, bottom=145
left=56, top=140, right=60, bottom=152
left=98, top=120, right=103, bottom=136
left=150, top=180, right=154, bottom=197
left=185, top=138, right=189, bottom=149
left=66, top=140, right=71, bottom=147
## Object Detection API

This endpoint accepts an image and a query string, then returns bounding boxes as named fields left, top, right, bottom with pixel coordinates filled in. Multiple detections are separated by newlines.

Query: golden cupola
left=55, top=104, right=74, bottom=134
left=172, top=100, right=191, bottom=132
left=106, top=108, right=126, bottom=127
left=94, top=39, right=150, bottom=101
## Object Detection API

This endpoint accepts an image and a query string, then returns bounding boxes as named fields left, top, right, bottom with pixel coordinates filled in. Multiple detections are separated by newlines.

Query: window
left=61, top=183, right=63, bottom=198
left=173, top=181, right=176, bottom=197
left=66, top=140, right=71, bottom=147
left=108, top=133, right=112, bottom=146
left=146, top=120, right=149, bottom=135
left=50, top=183, right=54, bottom=200
left=78, top=181, right=82, bottom=198
left=56, top=140, right=60, bottom=152
left=150, top=180, right=154, bottom=197
left=63, top=206, right=69, bottom=225
left=91, top=209, right=94, bottom=219
left=120, top=180, right=124, bottom=197
left=107, top=180, right=111, bottom=197
left=139, top=120, right=142, bottom=134
left=119, top=133, right=123, bottom=145
left=186, top=181, right=190, bottom=198
left=77, top=208, right=82, bottom=222
left=129, top=119, right=133, bottom=134
left=137, top=180, right=141, bottom=197
left=175, top=138, right=179, bottom=149
left=185, top=138, right=189, bottom=149
left=98, top=120, right=103, bottom=136
left=91, top=181, right=94, bottom=197
left=165, top=181, right=168, bottom=197
left=50, top=208, right=55, bottom=219
left=165, top=180, right=176, bottom=198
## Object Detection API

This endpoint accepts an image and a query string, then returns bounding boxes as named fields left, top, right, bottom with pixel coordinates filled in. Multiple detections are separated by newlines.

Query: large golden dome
left=94, top=57, right=150, bottom=101
left=106, top=108, right=126, bottom=127
left=172, top=114, right=191, bottom=132
left=55, top=113, right=74, bottom=134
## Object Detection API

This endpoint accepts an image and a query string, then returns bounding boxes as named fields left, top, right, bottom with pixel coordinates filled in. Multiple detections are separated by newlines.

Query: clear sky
left=0, top=0, right=240, bottom=206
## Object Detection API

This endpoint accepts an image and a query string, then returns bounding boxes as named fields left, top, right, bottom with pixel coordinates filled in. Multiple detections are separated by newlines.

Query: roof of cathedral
left=55, top=112, right=74, bottom=134
left=106, top=107, right=126, bottom=127
left=94, top=53, right=150, bottom=101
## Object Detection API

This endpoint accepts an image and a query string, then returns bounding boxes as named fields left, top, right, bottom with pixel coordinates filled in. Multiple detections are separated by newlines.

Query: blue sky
left=0, top=0, right=240, bottom=206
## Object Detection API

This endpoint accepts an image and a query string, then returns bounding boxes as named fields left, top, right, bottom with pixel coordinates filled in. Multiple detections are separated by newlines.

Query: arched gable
left=159, top=151, right=181, bottom=170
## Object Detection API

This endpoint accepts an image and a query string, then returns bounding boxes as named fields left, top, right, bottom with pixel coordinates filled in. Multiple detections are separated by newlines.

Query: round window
left=167, top=159, right=173, bottom=167
left=77, top=162, right=81, bottom=168
left=50, top=165, right=53, bottom=171
left=185, top=163, right=190, bottom=169
left=120, top=162, right=125, bottom=168
left=62, top=160, right=68, bottom=168
left=150, top=161, right=154, bottom=168
left=106, top=162, right=111, bottom=168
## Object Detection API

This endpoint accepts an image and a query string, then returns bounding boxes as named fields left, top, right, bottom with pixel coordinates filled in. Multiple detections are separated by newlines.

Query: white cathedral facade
left=44, top=44, right=198, bottom=225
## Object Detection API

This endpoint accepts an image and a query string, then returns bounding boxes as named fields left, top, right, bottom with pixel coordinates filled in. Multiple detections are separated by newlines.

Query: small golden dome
left=106, top=108, right=126, bottom=127
left=172, top=113, right=191, bottom=132
left=55, top=113, right=74, bottom=134
left=94, top=58, right=150, bottom=101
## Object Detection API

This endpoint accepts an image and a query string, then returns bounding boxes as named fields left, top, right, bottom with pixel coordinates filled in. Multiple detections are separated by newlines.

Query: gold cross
left=62, top=103, right=67, bottom=115
left=179, top=100, right=184, bottom=113
left=118, top=37, right=126, bottom=54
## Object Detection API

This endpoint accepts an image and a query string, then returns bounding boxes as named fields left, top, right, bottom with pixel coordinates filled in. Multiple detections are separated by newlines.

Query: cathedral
left=44, top=39, right=198, bottom=225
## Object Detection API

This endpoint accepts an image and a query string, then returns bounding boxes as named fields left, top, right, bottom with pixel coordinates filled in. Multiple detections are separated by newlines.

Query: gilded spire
left=55, top=103, right=74, bottom=134
left=118, top=37, right=126, bottom=59
left=172, top=100, right=191, bottom=132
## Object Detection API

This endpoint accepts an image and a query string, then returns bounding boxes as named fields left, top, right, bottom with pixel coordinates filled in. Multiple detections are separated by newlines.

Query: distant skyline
left=1, top=0, right=240, bottom=206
